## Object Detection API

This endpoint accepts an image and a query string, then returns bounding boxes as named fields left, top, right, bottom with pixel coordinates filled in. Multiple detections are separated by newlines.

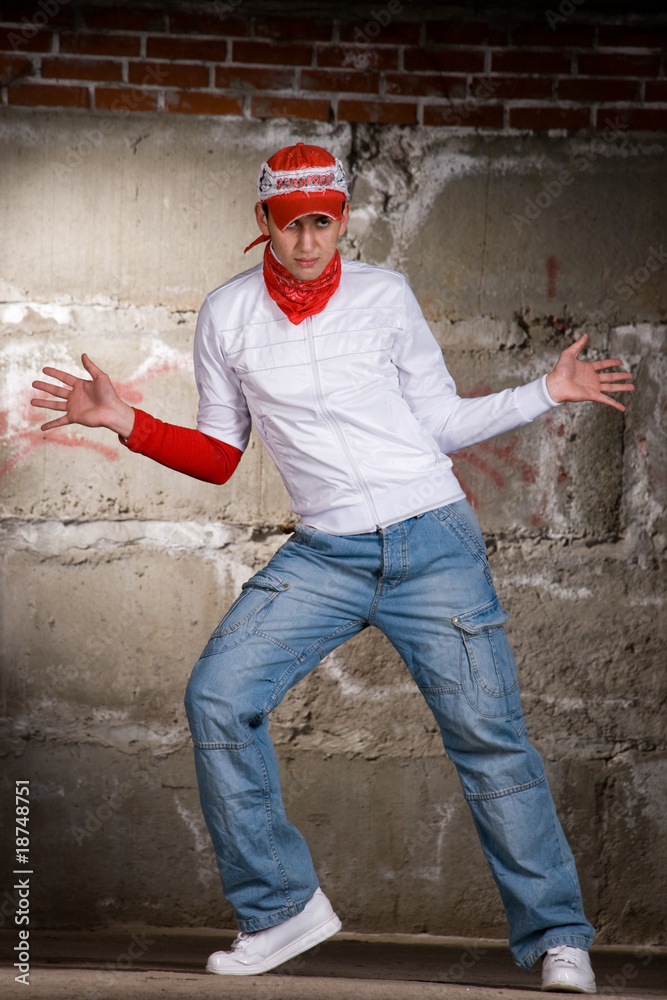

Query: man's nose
left=296, top=224, right=316, bottom=251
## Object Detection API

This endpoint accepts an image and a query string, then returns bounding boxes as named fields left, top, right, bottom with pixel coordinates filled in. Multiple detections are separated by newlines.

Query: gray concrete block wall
left=1, top=111, right=665, bottom=945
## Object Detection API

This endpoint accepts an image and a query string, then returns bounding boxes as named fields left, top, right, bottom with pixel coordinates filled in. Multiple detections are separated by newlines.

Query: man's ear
left=338, top=201, right=350, bottom=238
left=255, top=201, right=271, bottom=236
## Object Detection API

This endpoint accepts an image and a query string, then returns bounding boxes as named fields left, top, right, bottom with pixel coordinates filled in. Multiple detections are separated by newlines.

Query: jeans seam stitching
left=368, top=581, right=384, bottom=625
left=238, top=895, right=316, bottom=933
left=254, top=740, right=293, bottom=905
left=465, top=634, right=519, bottom=697
left=464, top=773, right=547, bottom=800
left=192, top=736, right=254, bottom=750
left=447, top=509, right=494, bottom=584
left=253, top=631, right=301, bottom=656
left=263, top=620, right=366, bottom=714
left=421, top=684, right=461, bottom=694
left=460, top=652, right=521, bottom=719
left=212, top=591, right=278, bottom=637
left=304, top=619, right=366, bottom=657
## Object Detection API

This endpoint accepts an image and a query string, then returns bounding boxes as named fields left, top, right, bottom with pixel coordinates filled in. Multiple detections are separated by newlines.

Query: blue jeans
left=184, top=500, right=595, bottom=970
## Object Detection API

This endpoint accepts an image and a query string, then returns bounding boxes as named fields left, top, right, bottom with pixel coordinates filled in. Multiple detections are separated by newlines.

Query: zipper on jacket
left=305, top=316, right=382, bottom=529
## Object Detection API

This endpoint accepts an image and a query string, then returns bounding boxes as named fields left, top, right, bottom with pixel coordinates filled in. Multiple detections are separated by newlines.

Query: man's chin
left=291, top=264, right=325, bottom=281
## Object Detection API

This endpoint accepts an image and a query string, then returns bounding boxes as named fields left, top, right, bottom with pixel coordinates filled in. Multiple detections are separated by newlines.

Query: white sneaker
left=542, top=946, right=596, bottom=993
left=206, top=888, right=341, bottom=976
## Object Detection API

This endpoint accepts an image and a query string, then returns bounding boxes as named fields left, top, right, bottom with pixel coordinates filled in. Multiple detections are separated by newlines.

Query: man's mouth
left=295, top=257, right=319, bottom=267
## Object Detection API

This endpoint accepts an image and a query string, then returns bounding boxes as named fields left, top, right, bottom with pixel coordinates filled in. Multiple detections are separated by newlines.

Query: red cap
left=257, top=142, right=349, bottom=230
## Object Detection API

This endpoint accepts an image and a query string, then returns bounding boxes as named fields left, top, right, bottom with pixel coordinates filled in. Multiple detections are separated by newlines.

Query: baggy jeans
left=184, top=500, right=595, bottom=970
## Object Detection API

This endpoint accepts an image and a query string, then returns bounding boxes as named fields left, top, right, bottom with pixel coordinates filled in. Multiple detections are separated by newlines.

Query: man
left=33, top=142, right=633, bottom=992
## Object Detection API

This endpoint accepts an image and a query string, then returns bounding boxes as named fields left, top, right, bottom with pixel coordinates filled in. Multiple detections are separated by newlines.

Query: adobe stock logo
left=354, top=0, right=407, bottom=43
left=511, top=117, right=630, bottom=233
left=545, top=0, right=587, bottom=31
left=587, top=244, right=667, bottom=326
left=7, top=0, right=70, bottom=49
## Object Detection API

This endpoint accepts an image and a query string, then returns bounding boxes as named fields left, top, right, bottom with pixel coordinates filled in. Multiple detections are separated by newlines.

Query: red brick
left=598, top=26, right=667, bottom=49
left=8, top=82, right=88, bottom=107
left=94, top=86, right=157, bottom=112
left=404, top=48, right=484, bottom=73
left=232, top=39, right=313, bottom=66
left=424, top=102, right=503, bottom=127
left=147, top=36, right=228, bottom=62
left=595, top=107, right=667, bottom=130
left=0, top=53, right=32, bottom=82
left=42, top=56, right=123, bottom=82
left=491, top=50, right=571, bottom=75
left=300, top=68, right=379, bottom=94
left=167, top=12, right=246, bottom=37
left=60, top=32, right=140, bottom=57
left=646, top=80, right=667, bottom=102
left=0, top=27, right=52, bottom=52
left=385, top=72, right=466, bottom=99
left=80, top=7, right=166, bottom=33
left=316, top=44, right=398, bottom=71
left=509, top=106, right=590, bottom=130
left=251, top=95, right=330, bottom=120
left=256, top=17, right=332, bottom=43
left=474, top=75, right=552, bottom=100
left=166, top=91, right=243, bottom=115
left=129, top=61, right=210, bottom=89
left=578, top=52, right=661, bottom=77
left=340, top=21, right=421, bottom=46
left=512, top=24, right=595, bottom=48
left=425, top=21, right=506, bottom=46
left=216, top=65, right=295, bottom=91
left=336, top=99, right=417, bottom=125
left=558, top=77, right=641, bottom=102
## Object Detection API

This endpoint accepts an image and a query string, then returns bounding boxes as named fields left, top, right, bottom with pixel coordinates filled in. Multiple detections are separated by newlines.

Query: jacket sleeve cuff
left=514, top=375, right=561, bottom=422
left=118, top=408, right=151, bottom=450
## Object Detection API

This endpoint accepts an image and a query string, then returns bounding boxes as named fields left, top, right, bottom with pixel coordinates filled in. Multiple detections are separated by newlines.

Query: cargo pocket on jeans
left=199, top=569, right=290, bottom=658
left=453, top=596, right=521, bottom=718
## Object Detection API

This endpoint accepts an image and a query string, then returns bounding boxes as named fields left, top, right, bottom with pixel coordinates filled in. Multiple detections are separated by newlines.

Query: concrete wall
left=1, top=6, right=666, bottom=948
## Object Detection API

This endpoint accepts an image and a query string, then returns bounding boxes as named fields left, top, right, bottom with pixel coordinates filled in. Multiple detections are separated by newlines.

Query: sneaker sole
left=206, top=911, right=342, bottom=976
left=542, top=980, right=597, bottom=994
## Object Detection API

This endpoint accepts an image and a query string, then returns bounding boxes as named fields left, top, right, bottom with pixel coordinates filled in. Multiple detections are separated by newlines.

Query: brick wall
left=1, top=2, right=666, bottom=131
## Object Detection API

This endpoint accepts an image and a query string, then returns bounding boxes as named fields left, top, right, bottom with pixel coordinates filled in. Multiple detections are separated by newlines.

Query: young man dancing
left=33, top=142, right=633, bottom=992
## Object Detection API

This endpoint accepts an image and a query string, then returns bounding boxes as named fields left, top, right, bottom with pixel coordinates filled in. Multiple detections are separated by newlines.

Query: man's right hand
left=31, top=353, right=136, bottom=439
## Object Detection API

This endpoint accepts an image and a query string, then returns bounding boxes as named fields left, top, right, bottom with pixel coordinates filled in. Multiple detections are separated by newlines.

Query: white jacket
left=194, top=257, right=558, bottom=535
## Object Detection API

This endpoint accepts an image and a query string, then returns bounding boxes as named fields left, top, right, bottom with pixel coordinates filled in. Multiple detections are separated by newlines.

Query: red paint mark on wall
left=455, top=448, right=505, bottom=489
left=478, top=437, right=536, bottom=484
left=1, top=355, right=190, bottom=480
left=0, top=428, right=119, bottom=480
left=451, top=430, right=538, bottom=511
left=546, top=255, right=558, bottom=299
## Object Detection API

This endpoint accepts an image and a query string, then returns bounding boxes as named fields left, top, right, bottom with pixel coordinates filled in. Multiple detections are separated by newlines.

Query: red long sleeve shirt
left=120, top=408, right=243, bottom=484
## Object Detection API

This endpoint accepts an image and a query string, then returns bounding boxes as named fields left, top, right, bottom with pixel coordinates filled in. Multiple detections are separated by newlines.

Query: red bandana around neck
left=262, top=243, right=341, bottom=325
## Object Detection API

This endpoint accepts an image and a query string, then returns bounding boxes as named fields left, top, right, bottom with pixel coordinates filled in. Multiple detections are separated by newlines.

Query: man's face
left=254, top=201, right=350, bottom=281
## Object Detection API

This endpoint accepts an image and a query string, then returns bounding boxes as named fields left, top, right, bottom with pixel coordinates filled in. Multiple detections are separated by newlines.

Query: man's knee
left=184, top=657, right=251, bottom=744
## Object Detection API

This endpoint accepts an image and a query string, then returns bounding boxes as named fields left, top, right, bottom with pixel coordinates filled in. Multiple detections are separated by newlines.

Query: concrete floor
left=1, top=929, right=666, bottom=999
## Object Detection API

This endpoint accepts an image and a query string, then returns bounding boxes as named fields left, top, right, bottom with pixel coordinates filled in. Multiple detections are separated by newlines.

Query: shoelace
left=547, top=946, right=579, bottom=966
left=231, top=932, right=253, bottom=952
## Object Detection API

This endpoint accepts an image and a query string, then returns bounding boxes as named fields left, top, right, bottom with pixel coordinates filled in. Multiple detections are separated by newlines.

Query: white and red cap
left=257, top=142, right=349, bottom=230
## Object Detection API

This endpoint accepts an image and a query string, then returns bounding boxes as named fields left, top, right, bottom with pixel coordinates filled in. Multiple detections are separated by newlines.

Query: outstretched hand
left=545, top=334, right=634, bottom=412
left=31, top=354, right=135, bottom=439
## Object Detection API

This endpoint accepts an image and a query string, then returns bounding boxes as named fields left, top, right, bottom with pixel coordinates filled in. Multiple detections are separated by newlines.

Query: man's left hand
left=545, top=333, right=634, bottom=412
